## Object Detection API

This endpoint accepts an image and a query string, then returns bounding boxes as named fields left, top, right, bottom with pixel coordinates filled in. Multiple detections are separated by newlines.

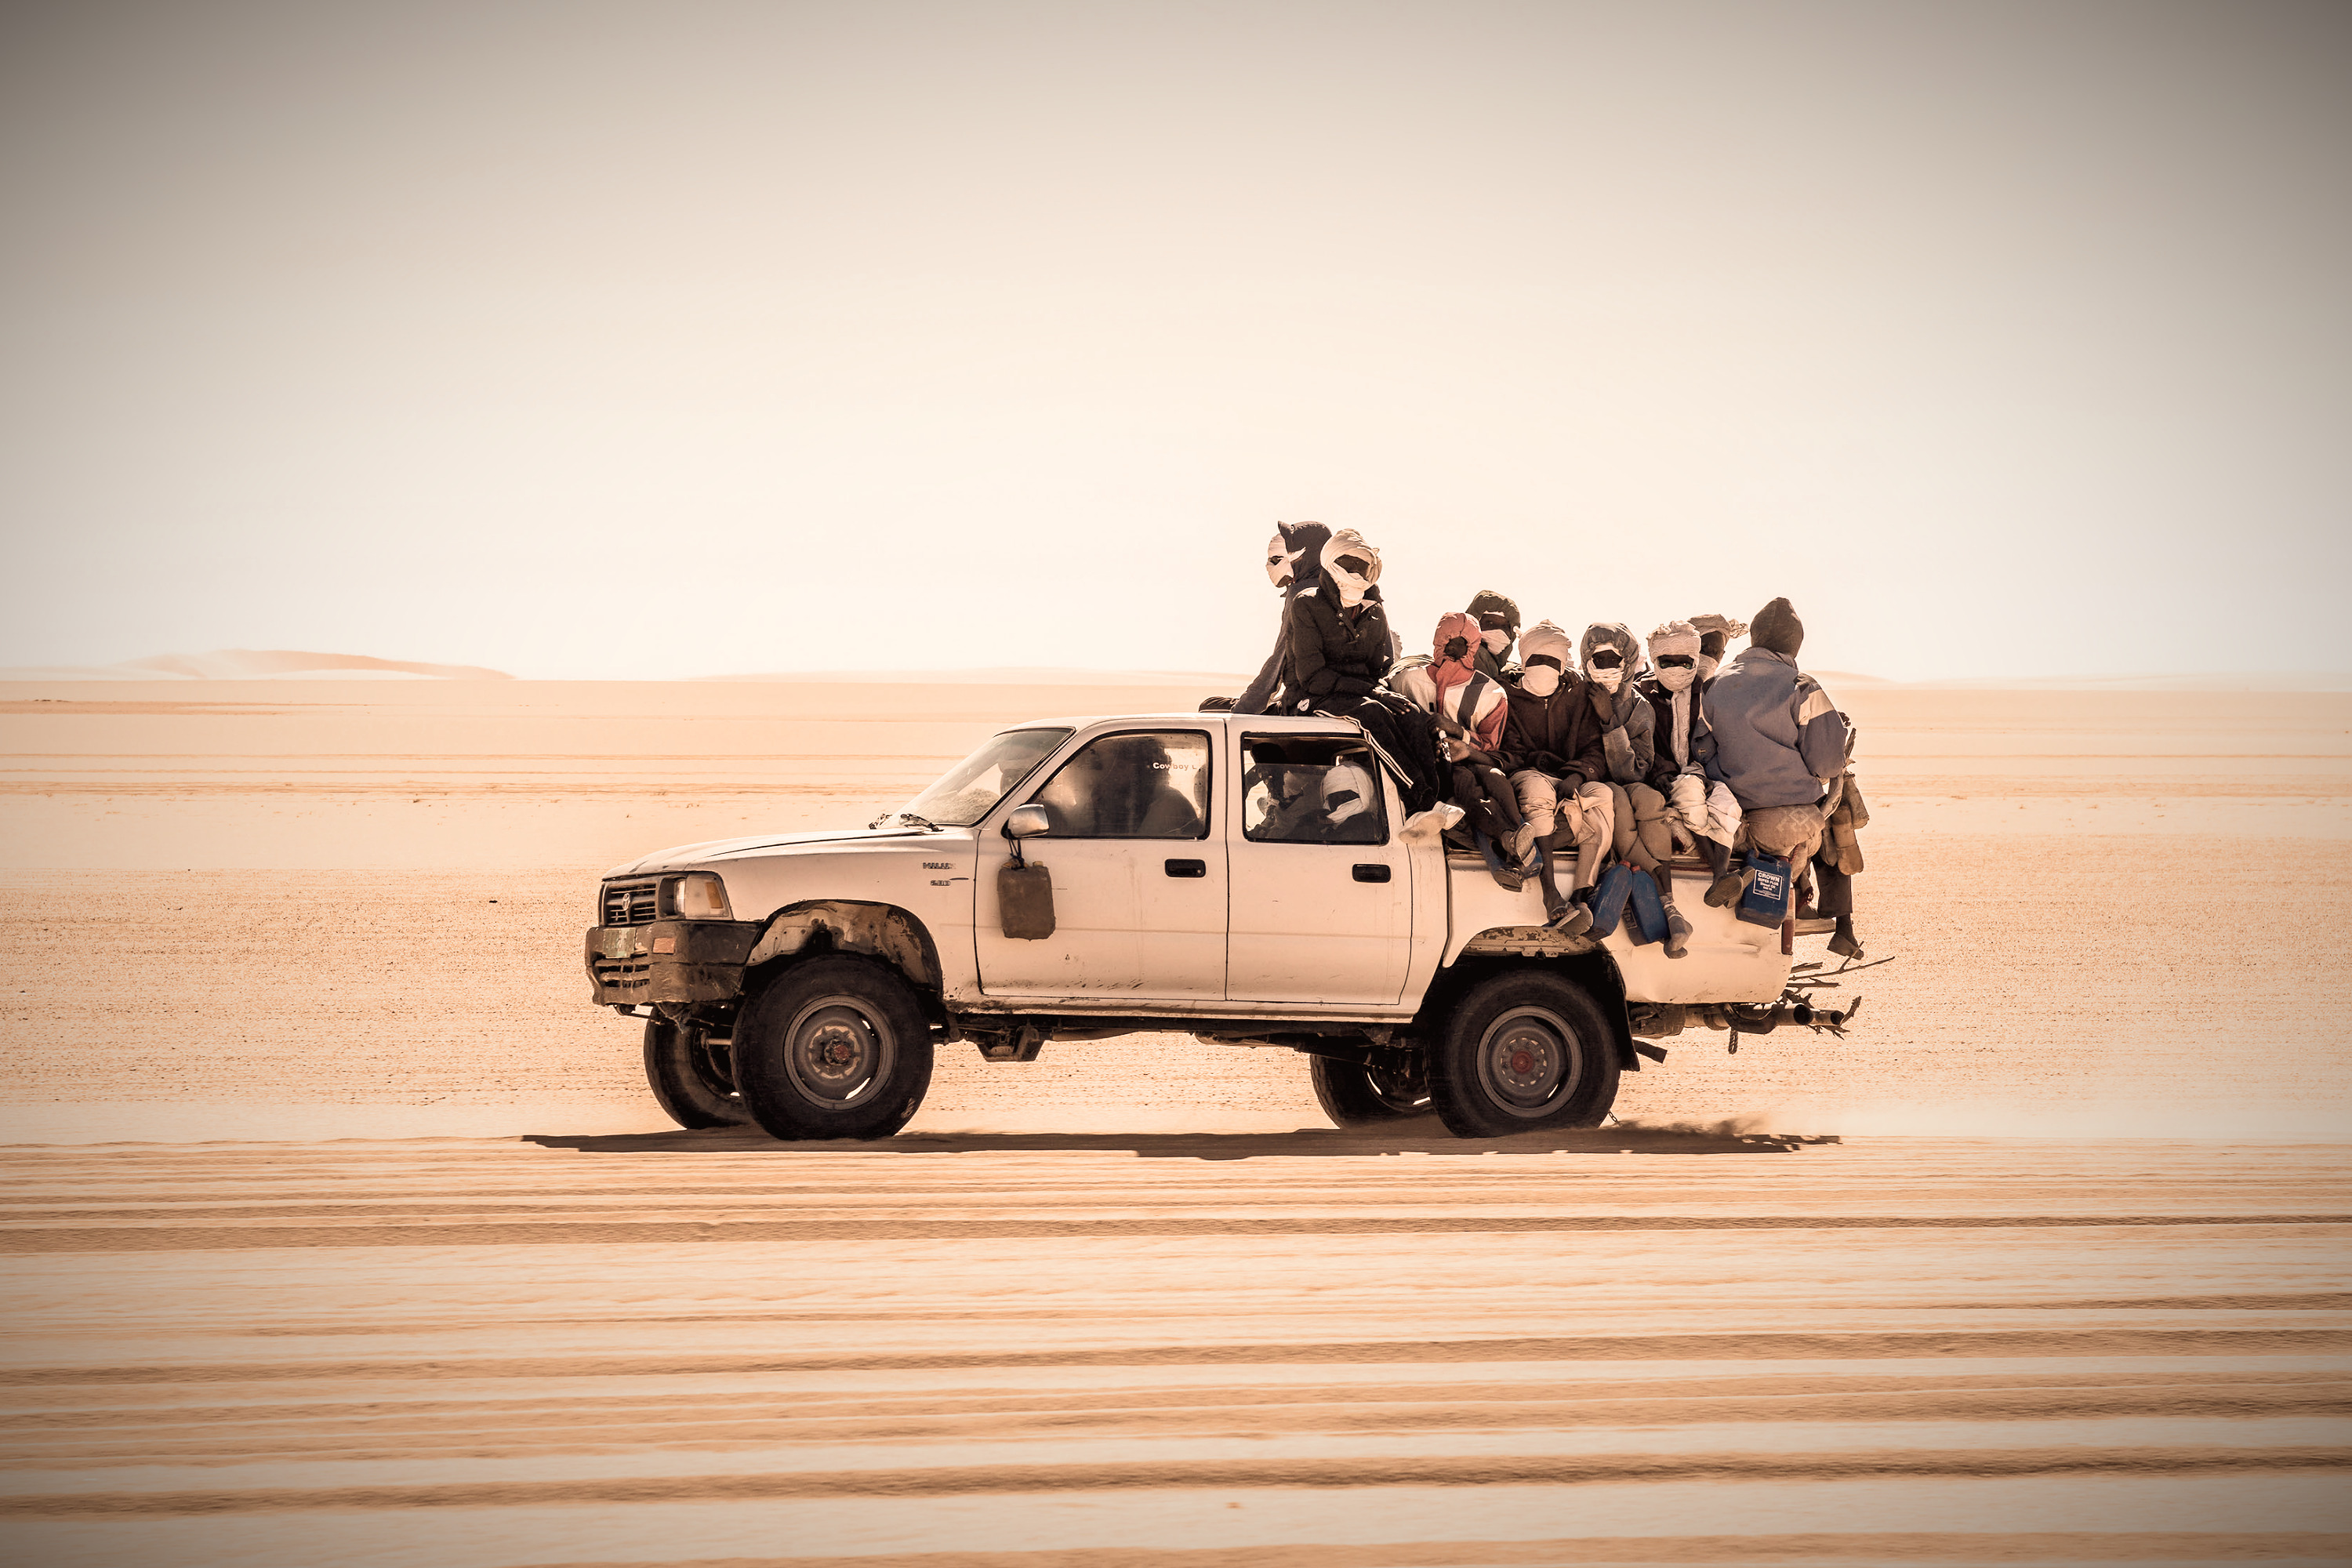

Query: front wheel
left=1310, top=1054, right=1435, bottom=1127
left=644, top=1019, right=752, bottom=1129
left=732, top=957, right=935, bottom=1141
left=1428, top=971, right=1621, bottom=1137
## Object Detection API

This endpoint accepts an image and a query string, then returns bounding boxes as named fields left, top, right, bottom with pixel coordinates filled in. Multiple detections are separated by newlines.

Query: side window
left=1026, top=731, right=1211, bottom=840
left=1241, top=735, right=1388, bottom=845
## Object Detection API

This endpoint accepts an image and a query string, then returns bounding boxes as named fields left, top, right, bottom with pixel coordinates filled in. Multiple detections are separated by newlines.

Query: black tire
left=1428, top=970, right=1621, bottom=1138
left=732, top=957, right=935, bottom=1141
left=643, top=1020, right=752, bottom=1130
left=1310, top=1054, right=1435, bottom=1127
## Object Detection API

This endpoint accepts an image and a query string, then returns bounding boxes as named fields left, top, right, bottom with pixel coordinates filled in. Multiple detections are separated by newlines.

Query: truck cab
left=586, top=713, right=1861, bottom=1139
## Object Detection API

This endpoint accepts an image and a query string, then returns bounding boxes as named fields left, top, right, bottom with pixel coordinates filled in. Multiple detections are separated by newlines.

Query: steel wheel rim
left=1364, top=1059, right=1429, bottom=1113
left=1475, top=1006, right=1580, bottom=1118
left=783, top=996, right=895, bottom=1109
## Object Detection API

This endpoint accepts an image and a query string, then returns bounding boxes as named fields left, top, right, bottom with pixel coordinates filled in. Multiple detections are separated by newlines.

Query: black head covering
left=1751, top=597, right=1805, bottom=658
left=1466, top=588, right=1520, bottom=637
left=1276, top=522, right=1332, bottom=593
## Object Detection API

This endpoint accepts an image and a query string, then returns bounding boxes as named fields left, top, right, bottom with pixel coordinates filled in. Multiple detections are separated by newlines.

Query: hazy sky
left=3, top=1, right=2345, bottom=681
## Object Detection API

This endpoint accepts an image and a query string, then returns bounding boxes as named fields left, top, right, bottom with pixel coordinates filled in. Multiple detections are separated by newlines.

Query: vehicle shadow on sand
left=522, top=1124, right=1835, bottom=1159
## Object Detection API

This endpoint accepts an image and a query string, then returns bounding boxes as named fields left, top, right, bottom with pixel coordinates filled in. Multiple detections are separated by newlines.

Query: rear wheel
left=733, top=957, right=935, bottom=1141
left=1310, top=1054, right=1434, bottom=1126
left=643, top=1019, right=751, bottom=1129
left=1428, top=970, right=1621, bottom=1137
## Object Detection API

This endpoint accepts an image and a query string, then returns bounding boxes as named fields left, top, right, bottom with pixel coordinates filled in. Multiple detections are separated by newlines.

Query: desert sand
left=2, top=677, right=2347, bottom=1564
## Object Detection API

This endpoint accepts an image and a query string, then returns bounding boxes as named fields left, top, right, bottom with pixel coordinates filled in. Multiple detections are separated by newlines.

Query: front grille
left=602, top=878, right=660, bottom=926
left=593, top=958, right=652, bottom=993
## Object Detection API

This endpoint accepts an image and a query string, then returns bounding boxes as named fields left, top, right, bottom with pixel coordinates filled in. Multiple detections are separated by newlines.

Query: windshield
left=880, top=728, right=1073, bottom=828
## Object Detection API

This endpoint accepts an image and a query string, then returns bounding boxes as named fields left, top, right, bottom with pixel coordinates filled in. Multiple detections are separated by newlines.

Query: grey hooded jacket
left=1702, top=647, right=1851, bottom=810
left=1580, top=622, right=1654, bottom=786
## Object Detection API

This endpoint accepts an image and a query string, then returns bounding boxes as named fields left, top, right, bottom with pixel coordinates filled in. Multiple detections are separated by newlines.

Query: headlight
left=662, top=872, right=732, bottom=920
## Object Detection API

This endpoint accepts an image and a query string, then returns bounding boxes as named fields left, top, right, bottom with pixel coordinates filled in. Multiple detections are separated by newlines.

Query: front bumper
left=584, top=920, right=761, bottom=1007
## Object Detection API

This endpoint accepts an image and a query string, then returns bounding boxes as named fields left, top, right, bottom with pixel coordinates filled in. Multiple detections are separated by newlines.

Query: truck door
left=975, top=728, right=1227, bottom=1000
left=1225, top=732, right=1410, bottom=1006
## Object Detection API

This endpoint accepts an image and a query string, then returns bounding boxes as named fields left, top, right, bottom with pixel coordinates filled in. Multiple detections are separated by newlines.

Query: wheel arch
left=1419, top=949, right=1639, bottom=1073
left=742, top=900, right=946, bottom=1020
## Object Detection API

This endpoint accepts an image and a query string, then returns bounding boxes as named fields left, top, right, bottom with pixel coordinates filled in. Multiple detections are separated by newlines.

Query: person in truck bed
left=1392, top=611, right=1544, bottom=887
left=1642, top=618, right=1743, bottom=880
left=1702, top=597, right=1853, bottom=909
left=1465, top=589, right=1523, bottom=685
left=1688, top=612, right=1747, bottom=684
left=1498, top=619, right=1613, bottom=934
left=1802, top=724, right=1869, bottom=958
left=1581, top=620, right=1690, bottom=955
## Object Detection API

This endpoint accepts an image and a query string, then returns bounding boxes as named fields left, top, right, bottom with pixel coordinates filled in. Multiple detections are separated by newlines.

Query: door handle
left=1352, top=863, right=1392, bottom=883
left=1164, top=858, right=1207, bottom=878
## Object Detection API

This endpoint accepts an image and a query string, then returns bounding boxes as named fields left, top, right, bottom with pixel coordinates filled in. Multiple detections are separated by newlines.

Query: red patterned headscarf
left=1430, top=611, right=1480, bottom=703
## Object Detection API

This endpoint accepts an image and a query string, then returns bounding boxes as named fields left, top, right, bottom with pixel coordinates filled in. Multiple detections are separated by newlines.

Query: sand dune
left=695, top=667, right=1254, bottom=685
left=1, top=649, right=512, bottom=681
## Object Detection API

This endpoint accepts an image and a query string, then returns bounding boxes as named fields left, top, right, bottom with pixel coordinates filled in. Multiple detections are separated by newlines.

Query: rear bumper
left=583, top=920, right=761, bottom=1007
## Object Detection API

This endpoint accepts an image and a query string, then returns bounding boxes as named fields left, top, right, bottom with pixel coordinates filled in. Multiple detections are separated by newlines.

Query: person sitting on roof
left=1203, top=522, right=1334, bottom=715
left=1279, top=529, right=1446, bottom=814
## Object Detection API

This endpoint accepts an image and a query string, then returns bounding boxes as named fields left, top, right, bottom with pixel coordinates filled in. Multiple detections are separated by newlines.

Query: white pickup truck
left=585, top=712, right=1864, bottom=1139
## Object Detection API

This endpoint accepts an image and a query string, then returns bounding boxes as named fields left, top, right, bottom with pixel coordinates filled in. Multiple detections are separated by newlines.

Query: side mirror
left=1004, top=804, right=1051, bottom=840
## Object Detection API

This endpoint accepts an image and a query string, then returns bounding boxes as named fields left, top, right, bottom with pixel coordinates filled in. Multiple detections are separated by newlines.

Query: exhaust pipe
left=1712, top=996, right=1857, bottom=1034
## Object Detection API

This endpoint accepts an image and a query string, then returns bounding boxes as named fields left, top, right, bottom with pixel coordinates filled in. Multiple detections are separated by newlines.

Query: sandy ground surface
left=2, top=677, right=2348, bottom=1563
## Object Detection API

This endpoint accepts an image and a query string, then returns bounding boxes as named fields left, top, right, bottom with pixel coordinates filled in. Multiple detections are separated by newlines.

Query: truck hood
left=603, top=826, right=952, bottom=879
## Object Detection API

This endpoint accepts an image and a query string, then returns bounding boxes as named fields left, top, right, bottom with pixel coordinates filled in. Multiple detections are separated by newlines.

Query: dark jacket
left=1703, top=647, right=1852, bottom=810
left=1283, top=582, right=1393, bottom=706
left=1497, top=675, right=1609, bottom=788
left=1236, top=522, right=1331, bottom=714
left=1589, top=682, right=1655, bottom=786
left=1473, top=646, right=1522, bottom=687
left=1636, top=676, right=1715, bottom=788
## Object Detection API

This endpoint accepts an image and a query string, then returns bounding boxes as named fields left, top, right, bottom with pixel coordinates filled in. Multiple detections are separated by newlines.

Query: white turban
left=1518, top=620, right=1572, bottom=697
left=1319, top=529, right=1381, bottom=608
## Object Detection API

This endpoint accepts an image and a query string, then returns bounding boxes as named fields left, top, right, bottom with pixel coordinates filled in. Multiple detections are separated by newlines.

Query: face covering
left=1482, top=628, right=1509, bottom=655
left=1646, top=621, right=1702, bottom=695
left=1265, top=532, right=1299, bottom=590
left=1319, top=530, right=1381, bottom=608
left=1520, top=659, right=1562, bottom=697
left=1588, top=664, right=1624, bottom=692
left=1686, top=616, right=1743, bottom=683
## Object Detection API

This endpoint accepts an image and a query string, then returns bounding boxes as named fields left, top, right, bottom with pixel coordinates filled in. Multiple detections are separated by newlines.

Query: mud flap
left=997, top=862, right=1057, bottom=940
